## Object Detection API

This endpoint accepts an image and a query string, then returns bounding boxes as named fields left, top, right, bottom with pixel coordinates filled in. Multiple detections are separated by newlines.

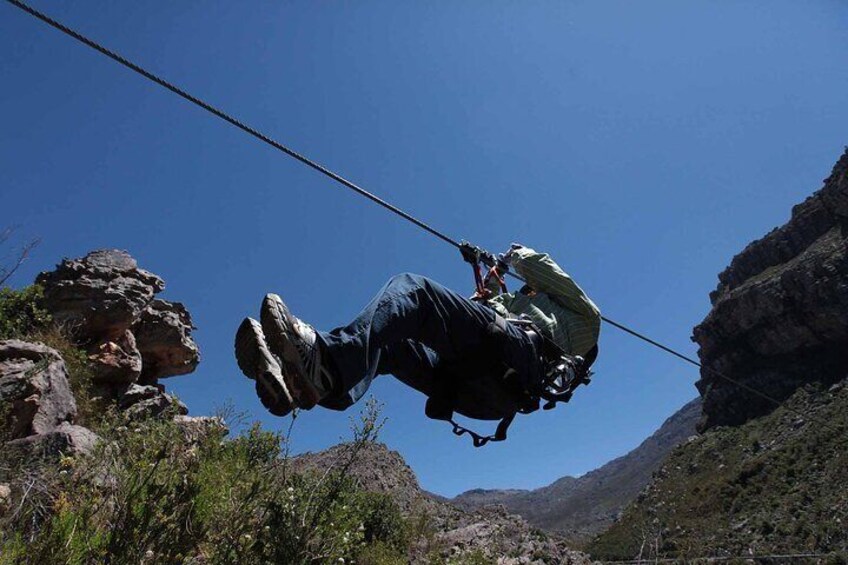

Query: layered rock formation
left=35, top=249, right=199, bottom=411
left=453, top=397, right=702, bottom=544
left=1, top=249, right=205, bottom=457
left=588, top=150, right=848, bottom=560
left=692, top=149, right=848, bottom=431
left=294, top=442, right=593, bottom=564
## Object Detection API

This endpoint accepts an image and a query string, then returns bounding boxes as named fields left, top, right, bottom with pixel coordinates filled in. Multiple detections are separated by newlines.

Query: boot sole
left=234, top=318, right=293, bottom=417
left=260, top=294, right=321, bottom=409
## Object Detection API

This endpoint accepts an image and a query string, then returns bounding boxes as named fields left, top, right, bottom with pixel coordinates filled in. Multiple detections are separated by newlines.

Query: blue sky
left=2, top=1, right=847, bottom=497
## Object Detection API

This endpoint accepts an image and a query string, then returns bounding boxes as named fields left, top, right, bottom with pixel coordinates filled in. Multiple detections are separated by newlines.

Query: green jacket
left=488, top=246, right=601, bottom=357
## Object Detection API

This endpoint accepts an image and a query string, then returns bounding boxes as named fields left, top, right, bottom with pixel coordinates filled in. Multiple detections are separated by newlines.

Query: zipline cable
left=5, top=0, right=846, bottom=430
left=2, top=0, right=459, bottom=252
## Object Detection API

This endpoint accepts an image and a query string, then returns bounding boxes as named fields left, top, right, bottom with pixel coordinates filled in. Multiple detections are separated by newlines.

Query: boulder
left=0, top=340, right=76, bottom=439
left=123, top=391, right=187, bottom=420
left=7, top=422, right=99, bottom=460
left=0, top=483, right=10, bottom=514
left=88, top=329, right=142, bottom=384
left=118, top=383, right=161, bottom=409
left=692, top=149, right=848, bottom=431
left=133, top=299, right=199, bottom=380
left=35, top=248, right=200, bottom=402
left=173, top=415, right=228, bottom=443
left=36, top=249, right=164, bottom=343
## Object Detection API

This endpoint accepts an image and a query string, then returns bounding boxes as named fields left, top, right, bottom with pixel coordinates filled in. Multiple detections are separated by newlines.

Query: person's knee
left=385, top=272, right=429, bottom=293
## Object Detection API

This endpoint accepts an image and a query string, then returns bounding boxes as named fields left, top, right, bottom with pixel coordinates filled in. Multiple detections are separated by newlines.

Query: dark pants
left=318, top=273, right=542, bottom=420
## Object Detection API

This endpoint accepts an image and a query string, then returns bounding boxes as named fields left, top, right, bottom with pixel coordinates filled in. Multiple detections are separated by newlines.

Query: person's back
left=488, top=245, right=601, bottom=357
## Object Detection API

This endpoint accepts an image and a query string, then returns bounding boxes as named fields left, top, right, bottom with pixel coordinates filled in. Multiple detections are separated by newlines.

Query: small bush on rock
left=0, top=284, right=50, bottom=340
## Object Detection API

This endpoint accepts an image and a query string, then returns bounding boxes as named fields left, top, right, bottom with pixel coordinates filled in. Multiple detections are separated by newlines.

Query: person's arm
left=507, top=245, right=600, bottom=319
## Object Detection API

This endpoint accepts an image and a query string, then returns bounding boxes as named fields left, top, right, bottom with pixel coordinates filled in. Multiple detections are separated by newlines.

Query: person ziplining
left=234, top=243, right=601, bottom=445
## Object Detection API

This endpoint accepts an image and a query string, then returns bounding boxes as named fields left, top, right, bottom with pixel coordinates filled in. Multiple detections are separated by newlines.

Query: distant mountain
left=453, top=397, right=702, bottom=544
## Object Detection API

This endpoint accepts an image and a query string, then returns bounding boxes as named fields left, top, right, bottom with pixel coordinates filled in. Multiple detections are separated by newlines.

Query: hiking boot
left=260, top=293, right=334, bottom=410
left=234, top=317, right=294, bottom=417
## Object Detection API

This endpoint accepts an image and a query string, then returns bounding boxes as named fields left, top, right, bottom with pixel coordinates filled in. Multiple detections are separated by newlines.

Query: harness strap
left=449, top=414, right=515, bottom=448
left=472, top=261, right=486, bottom=296
left=484, top=265, right=508, bottom=294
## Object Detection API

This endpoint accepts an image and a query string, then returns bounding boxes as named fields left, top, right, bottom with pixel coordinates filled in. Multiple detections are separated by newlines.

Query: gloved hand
left=459, top=241, right=482, bottom=264
left=460, top=241, right=498, bottom=267
left=498, top=243, right=524, bottom=268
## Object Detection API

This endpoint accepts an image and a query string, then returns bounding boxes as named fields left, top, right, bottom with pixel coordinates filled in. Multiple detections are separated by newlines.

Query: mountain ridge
left=453, top=396, right=702, bottom=544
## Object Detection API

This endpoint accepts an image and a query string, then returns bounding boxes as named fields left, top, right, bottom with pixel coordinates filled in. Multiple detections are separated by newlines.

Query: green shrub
left=0, top=399, right=412, bottom=565
left=25, top=325, right=103, bottom=427
left=0, top=284, right=50, bottom=340
left=357, top=540, right=409, bottom=565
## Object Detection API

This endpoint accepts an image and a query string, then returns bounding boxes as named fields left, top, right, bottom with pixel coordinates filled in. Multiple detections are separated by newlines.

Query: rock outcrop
left=295, top=442, right=592, bottom=564
left=294, top=441, right=426, bottom=515
left=35, top=249, right=199, bottom=410
left=133, top=299, right=200, bottom=381
left=2, top=249, right=202, bottom=459
left=36, top=250, right=164, bottom=342
left=7, top=422, right=100, bottom=461
left=692, top=149, right=848, bottom=431
left=588, top=151, right=848, bottom=561
left=0, top=340, right=77, bottom=440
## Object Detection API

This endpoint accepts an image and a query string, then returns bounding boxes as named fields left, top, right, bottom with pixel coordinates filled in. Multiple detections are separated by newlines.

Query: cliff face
left=692, top=149, right=848, bottom=431
left=588, top=150, right=848, bottom=561
left=453, top=397, right=702, bottom=544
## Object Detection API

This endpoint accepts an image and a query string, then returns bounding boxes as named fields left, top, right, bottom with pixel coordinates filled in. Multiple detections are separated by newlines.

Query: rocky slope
left=692, top=149, right=848, bottom=431
left=453, top=397, right=702, bottom=544
left=589, top=149, right=848, bottom=560
left=589, top=378, right=848, bottom=560
left=295, top=442, right=593, bottom=564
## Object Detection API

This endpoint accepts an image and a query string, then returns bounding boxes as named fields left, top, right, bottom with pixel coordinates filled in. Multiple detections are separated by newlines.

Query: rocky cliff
left=453, top=397, right=701, bottom=544
left=589, top=149, right=848, bottom=560
left=692, top=149, right=848, bottom=431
